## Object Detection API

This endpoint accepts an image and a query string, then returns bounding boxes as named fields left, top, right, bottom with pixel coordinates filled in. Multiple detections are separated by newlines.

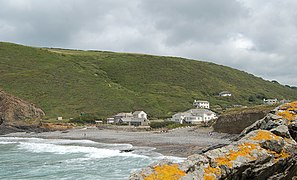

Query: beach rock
left=0, top=89, right=45, bottom=133
left=130, top=102, right=297, bottom=179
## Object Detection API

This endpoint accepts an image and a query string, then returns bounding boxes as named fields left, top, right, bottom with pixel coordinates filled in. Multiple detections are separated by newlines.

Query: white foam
left=0, top=142, right=16, bottom=144
left=17, top=142, right=148, bottom=159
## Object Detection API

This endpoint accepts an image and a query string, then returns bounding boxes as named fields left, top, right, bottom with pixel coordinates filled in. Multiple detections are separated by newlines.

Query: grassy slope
left=0, top=42, right=296, bottom=119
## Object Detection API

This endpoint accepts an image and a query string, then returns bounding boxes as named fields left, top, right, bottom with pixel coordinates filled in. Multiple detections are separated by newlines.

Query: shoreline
left=1, top=126, right=236, bottom=157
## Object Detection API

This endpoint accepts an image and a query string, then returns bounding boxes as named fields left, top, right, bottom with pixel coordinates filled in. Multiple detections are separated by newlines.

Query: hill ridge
left=0, top=42, right=296, bottom=119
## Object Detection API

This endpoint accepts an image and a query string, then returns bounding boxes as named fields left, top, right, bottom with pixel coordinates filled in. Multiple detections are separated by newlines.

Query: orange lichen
left=277, top=101, right=297, bottom=124
left=204, top=165, right=221, bottom=180
left=251, top=130, right=281, bottom=141
left=277, top=111, right=296, bottom=121
left=267, top=149, right=291, bottom=161
left=214, top=142, right=258, bottom=168
left=144, top=164, right=186, bottom=180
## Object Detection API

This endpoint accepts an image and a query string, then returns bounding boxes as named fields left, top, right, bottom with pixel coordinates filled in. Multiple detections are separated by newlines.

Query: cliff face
left=130, top=102, right=297, bottom=180
left=0, top=90, right=45, bottom=132
left=213, top=106, right=272, bottom=134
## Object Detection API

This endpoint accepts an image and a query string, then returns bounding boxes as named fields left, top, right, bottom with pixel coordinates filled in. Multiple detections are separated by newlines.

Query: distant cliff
left=0, top=90, right=45, bottom=134
left=130, top=102, right=297, bottom=179
left=213, top=106, right=273, bottom=134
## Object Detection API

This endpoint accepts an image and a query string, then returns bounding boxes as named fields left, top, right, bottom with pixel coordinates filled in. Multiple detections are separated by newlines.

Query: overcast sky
left=1, top=0, right=296, bottom=86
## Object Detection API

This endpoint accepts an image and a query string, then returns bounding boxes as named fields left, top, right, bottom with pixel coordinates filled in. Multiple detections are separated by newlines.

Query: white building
left=133, top=111, right=147, bottom=119
left=193, top=100, right=210, bottom=109
left=171, top=109, right=217, bottom=124
left=117, top=117, right=149, bottom=126
left=114, top=112, right=133, bottom=121
left=219, top=91, right=232, bottom=97
left=263, top=98, right=278, bottom=105
left=109, top=111, right=149, bottom=126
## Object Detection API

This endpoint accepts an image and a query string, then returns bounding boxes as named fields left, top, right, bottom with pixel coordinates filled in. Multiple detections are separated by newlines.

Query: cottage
left=263, top=98, right=278, bottom=105
left=109, top=111, right=149, bottom=126
left=114, top=112, right=133, bottom=121
left=117, top=117, right=149, bottom=126
left=172, top=109, right=217, bottom=124
left=133, top=111, right=147, bottom=119
left=193, top=100, right=210, bottom=109
left=219, top=91, right=232, bottom=97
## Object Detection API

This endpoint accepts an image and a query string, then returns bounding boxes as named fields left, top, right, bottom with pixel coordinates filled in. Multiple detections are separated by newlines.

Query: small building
left=219, top=91, right=232, bottom=97
left=117, top=117, right=149, bottom=126
left=57, top=117, right=63, bottom=121
left=114, top=112, right=133, bottom=121
left=109, top=111, right=149, bottom=126
left=107, top=118, right=115, bottom=124
left=263, top=98, right=278, bottom=105
left=171, top=109, right=217, bottom=124
left=133, top=111, right=147, bottom=119
left=187, top=109, right=217, bottom=122
left=193, top=100, right=210, bottom=109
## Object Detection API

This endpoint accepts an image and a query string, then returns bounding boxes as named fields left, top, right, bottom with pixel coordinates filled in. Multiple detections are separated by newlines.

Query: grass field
left=0, top=42, right=296, bottom=119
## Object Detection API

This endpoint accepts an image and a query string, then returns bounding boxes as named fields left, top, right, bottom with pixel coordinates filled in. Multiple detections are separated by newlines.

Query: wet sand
left=3, top=126, right=235, bottom=157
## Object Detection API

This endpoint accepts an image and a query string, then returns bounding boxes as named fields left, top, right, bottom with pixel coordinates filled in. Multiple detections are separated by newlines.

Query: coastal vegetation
left=0, top=42, right=296, bottom=119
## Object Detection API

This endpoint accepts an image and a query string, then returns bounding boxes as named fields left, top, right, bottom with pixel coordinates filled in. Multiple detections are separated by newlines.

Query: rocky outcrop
left=130, top=102, right=297, bottom=179
left=213, top=106, right=273, bottom=134
left=0, top=90, right=45, bottom=133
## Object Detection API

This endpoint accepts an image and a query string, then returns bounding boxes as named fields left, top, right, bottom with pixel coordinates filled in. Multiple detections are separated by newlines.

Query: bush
left=69, top=113, right=97, bottom=124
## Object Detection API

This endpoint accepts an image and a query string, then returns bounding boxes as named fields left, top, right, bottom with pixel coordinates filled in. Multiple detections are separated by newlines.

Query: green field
left=0, top=42, right=296, bottom=119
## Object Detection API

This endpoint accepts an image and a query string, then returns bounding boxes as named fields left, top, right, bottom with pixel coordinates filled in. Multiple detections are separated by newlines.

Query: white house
left=219, top=91, right=232, bottom=97
left=193, top=100, right=210, bottom=109
left=114, top=112, right=133, bottom=121
left=117, top=117, right=149, bottom=126
left=171, top=109, right=217, bottom=124
left=133, top=111, right=147, bottom=119
left=263, top=98, right=278, bottom=105
left=109, top=111, right=149, bottom=126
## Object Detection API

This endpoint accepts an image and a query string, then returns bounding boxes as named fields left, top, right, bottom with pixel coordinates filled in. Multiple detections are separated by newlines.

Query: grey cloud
left=0, top=0, right=296, bottom=86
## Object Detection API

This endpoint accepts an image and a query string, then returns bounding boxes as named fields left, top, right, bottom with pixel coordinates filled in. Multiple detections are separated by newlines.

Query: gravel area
left=3, top=126, right=236, bottom=157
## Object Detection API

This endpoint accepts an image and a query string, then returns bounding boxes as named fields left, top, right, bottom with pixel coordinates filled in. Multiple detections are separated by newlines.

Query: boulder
left=130, top=102, right=297, bottom=179
left=0, top=90, right=45, bottom=133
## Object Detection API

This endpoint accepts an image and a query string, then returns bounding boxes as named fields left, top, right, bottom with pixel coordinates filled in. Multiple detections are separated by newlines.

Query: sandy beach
left=2, top=126, right=235, bottom=157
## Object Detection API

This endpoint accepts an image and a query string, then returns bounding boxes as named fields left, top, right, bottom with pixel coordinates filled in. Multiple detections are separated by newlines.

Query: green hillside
left=0, top=42, right=296, bottom=119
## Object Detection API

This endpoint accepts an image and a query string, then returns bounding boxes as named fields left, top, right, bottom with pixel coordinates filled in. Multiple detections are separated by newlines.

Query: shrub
left=69, top=113, right=97, bottom=124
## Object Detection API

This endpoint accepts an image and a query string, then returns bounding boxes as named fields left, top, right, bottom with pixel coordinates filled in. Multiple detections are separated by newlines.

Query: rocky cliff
left=130, top=102, right=297, bottom=180
left=213, top=106, right=273, bottom=134
left=0, top=90, right=45, bottom=134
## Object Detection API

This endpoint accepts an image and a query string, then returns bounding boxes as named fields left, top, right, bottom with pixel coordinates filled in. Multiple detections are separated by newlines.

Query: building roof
left=194, top=100, right=209, bottom=103
left=133, top=111, right=146, bottom=115
left=120, top=117, right=145, bottom=122
left=219, top=91, right=231, bottom=94
left=186, top=109, right=216, bottom=116
left=114, top=112, right=133, bottom=117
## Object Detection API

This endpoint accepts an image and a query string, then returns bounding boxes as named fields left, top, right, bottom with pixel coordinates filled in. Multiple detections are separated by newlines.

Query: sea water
left=0, top=137, right=184, bottom=180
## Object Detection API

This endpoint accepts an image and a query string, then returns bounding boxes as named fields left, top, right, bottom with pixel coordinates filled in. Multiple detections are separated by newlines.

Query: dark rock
left=289, top=124, right=297, bottom=141
left=0, top=90, right=45, bottom=134
left=213, top=108, right=271, bottom=134
left=271, top=125, right=291, bottom=138
left=260, top=139, right=284, bottom=154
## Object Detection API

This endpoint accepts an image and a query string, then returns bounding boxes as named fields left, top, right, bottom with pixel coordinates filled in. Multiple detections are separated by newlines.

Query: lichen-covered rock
left=130, top=102, right=297, bottom=179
